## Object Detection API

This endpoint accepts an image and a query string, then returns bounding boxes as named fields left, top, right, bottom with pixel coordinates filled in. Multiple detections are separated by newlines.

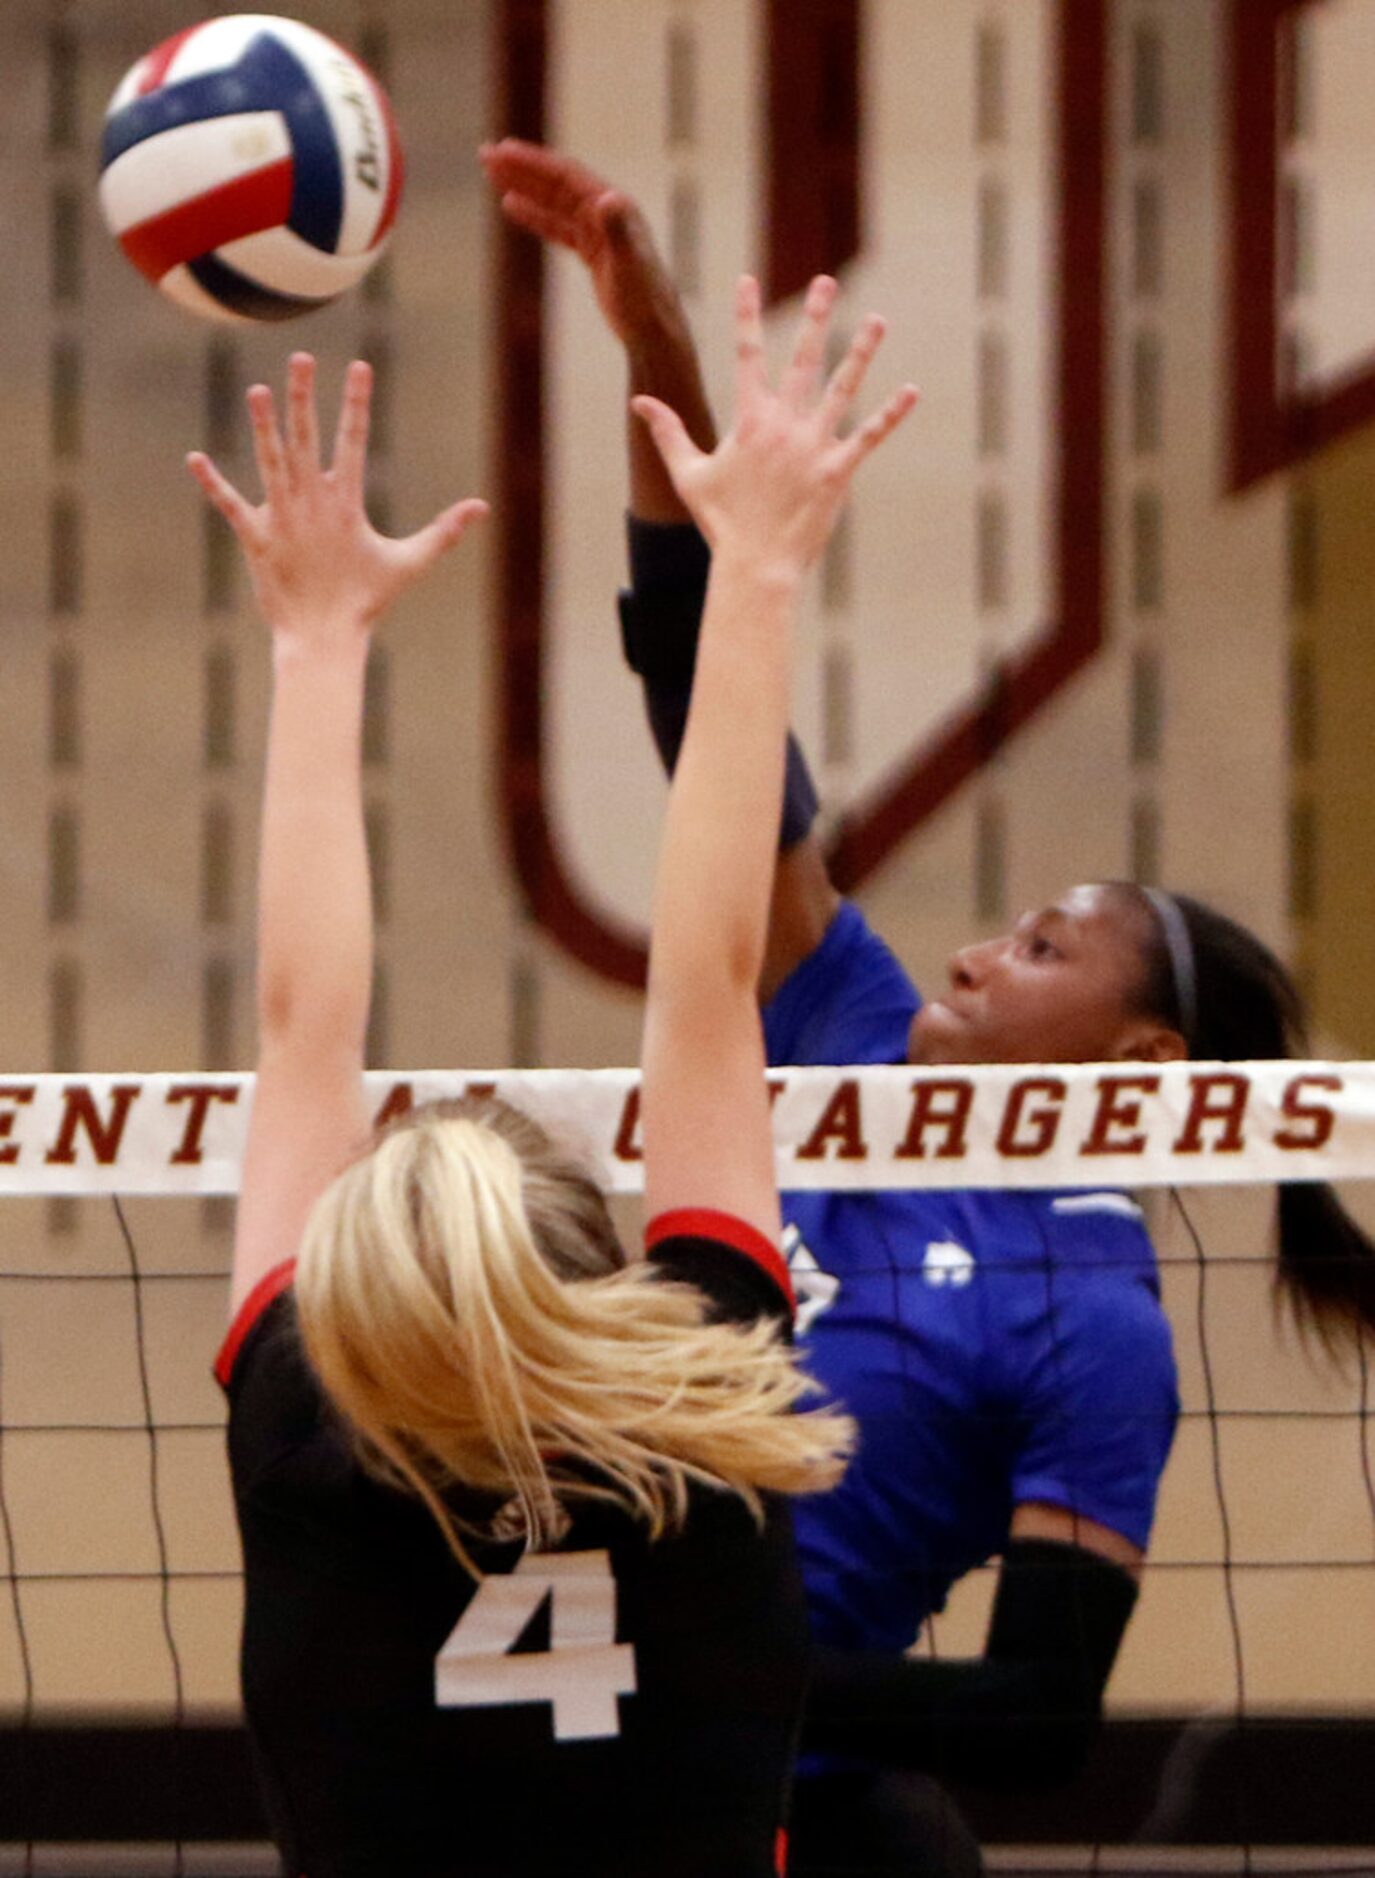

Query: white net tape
left=0, top=1062, right=1368, bottom=1195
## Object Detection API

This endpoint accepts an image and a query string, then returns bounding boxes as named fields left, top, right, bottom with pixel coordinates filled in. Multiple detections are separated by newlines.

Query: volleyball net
left=0, top=1064, right=1372, bottom=1876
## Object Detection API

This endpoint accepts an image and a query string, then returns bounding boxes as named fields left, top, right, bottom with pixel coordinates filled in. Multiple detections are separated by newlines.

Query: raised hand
left=633, top=275, right=918, bottom=579
left=480, top=139, right=686, bottom=347
left=187, top=353, right=488, bottom=643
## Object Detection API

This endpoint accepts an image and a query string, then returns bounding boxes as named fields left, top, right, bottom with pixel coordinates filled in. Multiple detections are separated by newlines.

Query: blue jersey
left=763, top=903, right=1180, bottom=1656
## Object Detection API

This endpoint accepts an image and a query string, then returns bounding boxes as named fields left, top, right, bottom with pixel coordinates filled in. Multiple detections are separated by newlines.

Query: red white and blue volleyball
left=99, top=15, right=403, bottom=323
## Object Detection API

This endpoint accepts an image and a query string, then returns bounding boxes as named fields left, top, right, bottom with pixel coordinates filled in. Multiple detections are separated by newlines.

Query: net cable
left=1173, top=1189, right=1251, bottom=1876
left=111, top=1197, right=186, bottom=1878
left=0, top=1338, right=35, bottom=1878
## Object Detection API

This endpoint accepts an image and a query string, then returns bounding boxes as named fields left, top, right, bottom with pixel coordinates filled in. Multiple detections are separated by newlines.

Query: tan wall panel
left=19, top=1579, right=179, bottom=1717
left=1113, top=1566, right=1248, bottom=1713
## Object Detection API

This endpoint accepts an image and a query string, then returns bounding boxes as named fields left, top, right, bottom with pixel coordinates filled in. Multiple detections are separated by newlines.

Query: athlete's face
left=908, top=883, right=1186, bottom=1066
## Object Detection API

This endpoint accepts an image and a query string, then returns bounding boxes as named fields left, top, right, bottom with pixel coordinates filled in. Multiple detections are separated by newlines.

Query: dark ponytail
left=1275, top=1184, right=1375, bottom=1352
left=1121, top=885, right=1375, bottom=1353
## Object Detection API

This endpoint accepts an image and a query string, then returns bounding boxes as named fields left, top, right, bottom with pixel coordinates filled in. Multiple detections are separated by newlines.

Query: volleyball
left=98, top=15, right=403, bottom=323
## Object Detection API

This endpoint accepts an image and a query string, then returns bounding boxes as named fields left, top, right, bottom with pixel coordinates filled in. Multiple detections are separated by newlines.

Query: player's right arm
left=808, top=1235, right=1174, bottom=1788
left=187, top=357, right=486, bottom=1320
left=634, top=275, right=915, bottom=1241
left=804, top=1538, right=1140, bottom=1789
left=481, top=140, right=840, bottom=1001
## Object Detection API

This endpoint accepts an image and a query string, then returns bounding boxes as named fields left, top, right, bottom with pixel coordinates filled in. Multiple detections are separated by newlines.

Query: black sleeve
left=645, top=1208, right=795, bottom=1336
left=619, top=519, right=820, bottom=847
left=802, top=1539, right=1139, bottom=1790
left=618, top=519, right=710, bottom=774
left=618, top=518, right=711, bottom=691
left=219, top=1286, right=331, bottom=1491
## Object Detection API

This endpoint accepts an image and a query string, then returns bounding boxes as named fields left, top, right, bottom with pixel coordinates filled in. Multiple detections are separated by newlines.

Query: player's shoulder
left=646, top=1208, right=794, bottom=1329
left=764, top=900, right=919, bottom=1068
left=217, top=1271, right=332, bottom=1484
left=808, top=900, right=915, bottom=994
left=216, top=1262, right=299, bottom=1395
left=1017, top=1191, right=1175, bottom=1375
left=1028, top=1188, right=1159, bottom=1270
left=924, top=1187, right=1160, bottom=1292
left=970, top=1192, right=1178, bottom=1419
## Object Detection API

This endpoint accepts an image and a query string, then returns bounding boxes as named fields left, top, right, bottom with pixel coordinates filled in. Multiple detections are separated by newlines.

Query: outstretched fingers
left=186, top=451, right=258, bottom=542
left=246, top=383, right=288, bottom=505
left=285, top=352, right=320, bottom=477
left=331, top=359, right=373, bottom=497
left=396, top=497, right=490, bottom=581
left=479, top=140, right=606, bottom=223
left=818, top=313, right=888, bottom=437
left=733, top=275, right=768, bottom=412
left=781, top=275, right=838, bottom=409
left=498, top=190, right=585, bottom=256
left=837, top=382, right=921, bottom=473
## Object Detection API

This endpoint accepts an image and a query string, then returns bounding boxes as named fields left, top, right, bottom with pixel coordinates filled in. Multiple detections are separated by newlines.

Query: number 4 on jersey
left=435, top=1549, right=637, bottom=1740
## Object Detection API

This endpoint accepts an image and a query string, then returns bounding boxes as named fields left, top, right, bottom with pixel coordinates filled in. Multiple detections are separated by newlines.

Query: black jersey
left=217, top=1207, right=808, bottom=1878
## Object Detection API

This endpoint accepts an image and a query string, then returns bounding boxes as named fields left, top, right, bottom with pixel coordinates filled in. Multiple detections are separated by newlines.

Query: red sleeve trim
left=645, top=1207, right=794, bottom=1310
left=214, top=1259, right=297, bottom=1389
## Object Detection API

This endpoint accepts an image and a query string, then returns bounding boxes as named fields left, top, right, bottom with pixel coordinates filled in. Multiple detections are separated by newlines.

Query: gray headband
left=1141, top=887, right=1198, bottom=1049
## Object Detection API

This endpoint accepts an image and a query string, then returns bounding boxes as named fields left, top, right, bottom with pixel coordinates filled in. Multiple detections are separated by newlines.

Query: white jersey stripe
left=1051, top=1193, right=1146, bottom=1220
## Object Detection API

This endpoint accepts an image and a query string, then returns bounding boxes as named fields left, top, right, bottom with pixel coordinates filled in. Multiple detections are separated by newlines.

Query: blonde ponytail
left=294, top=1098, right=852, bottom=1573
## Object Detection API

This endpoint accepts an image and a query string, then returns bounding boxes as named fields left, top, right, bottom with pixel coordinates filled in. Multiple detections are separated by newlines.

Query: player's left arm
left=806, top=1256, right=1174, bottom=1787
left=188, top=356, right=486, bottom=1317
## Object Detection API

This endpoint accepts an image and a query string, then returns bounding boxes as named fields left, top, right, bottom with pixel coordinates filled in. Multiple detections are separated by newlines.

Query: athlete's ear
left=1111, top=1022, right=1188, bottom=1064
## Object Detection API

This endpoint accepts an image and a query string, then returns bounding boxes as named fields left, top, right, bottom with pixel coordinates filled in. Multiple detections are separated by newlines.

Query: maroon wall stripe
left=493, top=0, right=648, bottom=988
left=1229, top=0, right=1375, bottom=490
left=764, top=0, right=862, bottom=305
left=1229, top=0, right=1288, bottom=489
left=495, top=0, right=1112, bottom=986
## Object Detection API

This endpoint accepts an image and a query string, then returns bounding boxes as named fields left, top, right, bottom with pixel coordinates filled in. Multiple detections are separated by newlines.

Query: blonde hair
left=294, top=1098, right=853, bottom=1573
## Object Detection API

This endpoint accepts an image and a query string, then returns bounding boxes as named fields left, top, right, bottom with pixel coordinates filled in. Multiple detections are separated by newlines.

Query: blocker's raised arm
left=188, top=354, right=487, bottom=1314
left=639, top=276, right=916, bottom=1240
